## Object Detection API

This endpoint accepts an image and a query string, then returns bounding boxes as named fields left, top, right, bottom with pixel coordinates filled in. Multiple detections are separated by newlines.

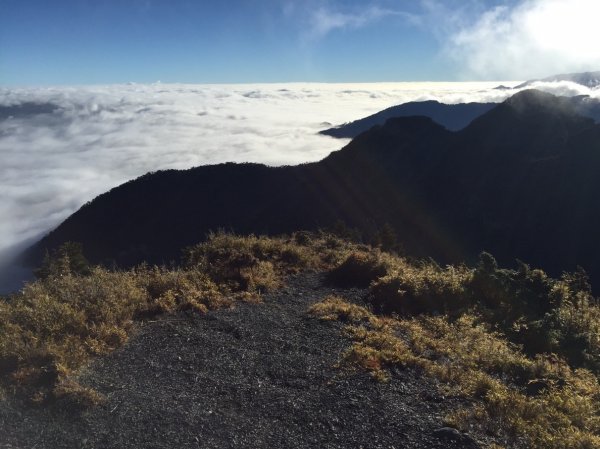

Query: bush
left=0, top=268, right=147, bottom=404
left=468, top=254, right=600, bottom=371
left=34, top=242, right=91, bottom=279
left=185, top=232, right=321, bottom=292
left=327, top=251, right=389, bottom=288
left=293, top=231, right=312, bottom=246
left=370, top=261, right=472, bottom=315
left=1, top=232, right=358, bottom=406
left=365, top=251, right=600, bottom=373
left=310, top=296, right=600, bottom=449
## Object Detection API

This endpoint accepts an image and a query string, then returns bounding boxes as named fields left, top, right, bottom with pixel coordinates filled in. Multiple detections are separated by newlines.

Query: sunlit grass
left=311, top=246, right=600, bottom=449
left=4, top=229, right=600, bottom=449
left=0, top=232, right=361, bottom=406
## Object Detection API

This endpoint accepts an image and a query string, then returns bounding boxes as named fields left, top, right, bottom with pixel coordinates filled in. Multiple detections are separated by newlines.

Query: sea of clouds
left=1, top=80, right=599, bottom=293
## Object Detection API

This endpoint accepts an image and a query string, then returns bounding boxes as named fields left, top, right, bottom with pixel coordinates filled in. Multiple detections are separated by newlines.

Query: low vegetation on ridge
left=2, top=232, right=600, bottom=449
left=312, top=249, right=600, bottom=449
left=0, top=232, right=357, bottom=407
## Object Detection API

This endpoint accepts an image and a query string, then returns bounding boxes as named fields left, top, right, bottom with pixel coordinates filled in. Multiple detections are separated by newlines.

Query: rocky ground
left=0, top=272, right=481, bottom=449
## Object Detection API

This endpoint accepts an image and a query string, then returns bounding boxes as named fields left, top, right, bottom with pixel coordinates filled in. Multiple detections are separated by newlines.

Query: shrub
left=185, top=232, right=320, bottom=292
left=310, top=296, right=600, bottom=449
left=468, top=254, right=600, bottom=372
left=293, top=231, right=312, bottom=246
left=370, top=261, right=472, bottom=315
left=34, top=242, right=91, bottom=280
left=308, top=295, right=373, bottom=322
left=365, top=251, right=600, bottom=373
left=0, top=268, right=147, bottom=404
left=1, top=232, right=359, bottom=406
left=372, top=222, right=399, bottom=252
left=327, top=251, right=390, bottom=288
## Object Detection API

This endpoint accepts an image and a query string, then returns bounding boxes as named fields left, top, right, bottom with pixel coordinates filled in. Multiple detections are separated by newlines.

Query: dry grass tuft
left=6, top=228, right=600, bottom=449
left=52, top=378, right=105, bottom=409
left=316, top=248, right=600, bottom=448
left=308, top=295, right=373, bottom=323
left=370, top=260, right=473, bottom=315
left=185, top=233, right=319, bottom=292
left=0, top=232, right=366, bottom=407
left=310, top=294, right=600, bottom=449
left=326, top=251, right=391, bottom=288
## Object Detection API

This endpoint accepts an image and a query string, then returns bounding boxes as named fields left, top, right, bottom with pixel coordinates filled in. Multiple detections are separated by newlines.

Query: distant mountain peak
left=320, top=100, right=497, bottom=139
left=506, top=88, right=557, bottom=102
left=504, top=89, right=576, bottom=111
left=516, top=70, right=600, bottom=89
left=502, top=90, right=596, bottom=131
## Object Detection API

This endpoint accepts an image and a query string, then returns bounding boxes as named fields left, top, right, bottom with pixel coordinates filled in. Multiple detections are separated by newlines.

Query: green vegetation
left=34, top=242, right=92, bottom=280
left=311, top=249, right=600, bottom=449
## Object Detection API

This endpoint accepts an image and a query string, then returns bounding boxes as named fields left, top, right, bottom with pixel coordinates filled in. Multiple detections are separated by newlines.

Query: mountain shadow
left=23, top=90, right=600, bottom=286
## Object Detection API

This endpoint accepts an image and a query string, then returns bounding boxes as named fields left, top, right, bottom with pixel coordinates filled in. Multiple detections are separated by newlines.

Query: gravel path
left=1, top=273, right=480, bottom=449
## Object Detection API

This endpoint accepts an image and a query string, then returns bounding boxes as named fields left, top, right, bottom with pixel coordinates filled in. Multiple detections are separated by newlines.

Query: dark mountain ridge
left=320, top=100, right=497, bottom=138
left=516, top=70, right=600, bottom=89
left=320, top=95, right=600, bottom=140
left=24, top=90, right=600, bottom=285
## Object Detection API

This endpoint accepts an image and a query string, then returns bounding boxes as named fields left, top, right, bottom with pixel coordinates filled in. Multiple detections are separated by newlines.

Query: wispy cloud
left=436, top=0, right=600, bottom=79
left=305, top=5, right=421, bottom=42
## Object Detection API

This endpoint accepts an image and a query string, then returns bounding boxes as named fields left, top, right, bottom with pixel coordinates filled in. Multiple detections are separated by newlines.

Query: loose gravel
left=0, top=272, right=480, bottom=449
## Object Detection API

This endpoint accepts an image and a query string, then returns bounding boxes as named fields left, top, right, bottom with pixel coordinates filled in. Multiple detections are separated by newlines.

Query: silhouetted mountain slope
left=570, top=95, right=600, bottom=123
left=438, top=91, right=600, bottom=275
left=516, top=70, right=600, bottom=89
left=25, top=90, right=600, bottom=286
left=320, top=100, right=496, bottom=138
left=321, top=96, right=600, bottom=141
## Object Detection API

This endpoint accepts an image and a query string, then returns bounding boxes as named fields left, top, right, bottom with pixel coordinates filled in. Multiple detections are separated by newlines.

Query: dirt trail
left=0, top=273, right=478, bottom=449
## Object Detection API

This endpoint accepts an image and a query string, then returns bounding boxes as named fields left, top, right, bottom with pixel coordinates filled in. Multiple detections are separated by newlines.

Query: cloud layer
left=1, top=80, right=598, bottom=292
left=443, top=0, right=600, bottom=79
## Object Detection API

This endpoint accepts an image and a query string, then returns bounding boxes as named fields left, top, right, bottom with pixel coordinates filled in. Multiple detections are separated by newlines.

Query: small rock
left=432, top=427, right=480, bottom=448
left=526, top=378, right=551, bottom=396
left=433, top=427, right=462, bottom=440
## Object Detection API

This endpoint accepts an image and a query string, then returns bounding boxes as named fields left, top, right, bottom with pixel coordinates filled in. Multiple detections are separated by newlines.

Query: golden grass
left=5, top=228, right=600, bottom=449
left=326, top=250, right=391, bottom=287
left=308, top=295, right=375, bottom=323
left=370, top=260, right=473, bottom=315
left=0, top=268, right=146, bottom=405
left=0, top=232, right=364, bottom=406
left=310, top=296, right=600, bottom=449
left=185, top=231, right=360, bottom=277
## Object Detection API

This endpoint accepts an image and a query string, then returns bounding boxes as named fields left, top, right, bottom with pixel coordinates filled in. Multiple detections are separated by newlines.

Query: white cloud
left=1, top=80, right=597, bottom=292
left=306, top=6, right=420, bottom=41
left=443, top=0, right=600, bottom=79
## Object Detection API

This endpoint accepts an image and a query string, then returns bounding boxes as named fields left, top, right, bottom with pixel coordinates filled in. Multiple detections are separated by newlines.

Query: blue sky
left=1, top=0, right=598, bottom=85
